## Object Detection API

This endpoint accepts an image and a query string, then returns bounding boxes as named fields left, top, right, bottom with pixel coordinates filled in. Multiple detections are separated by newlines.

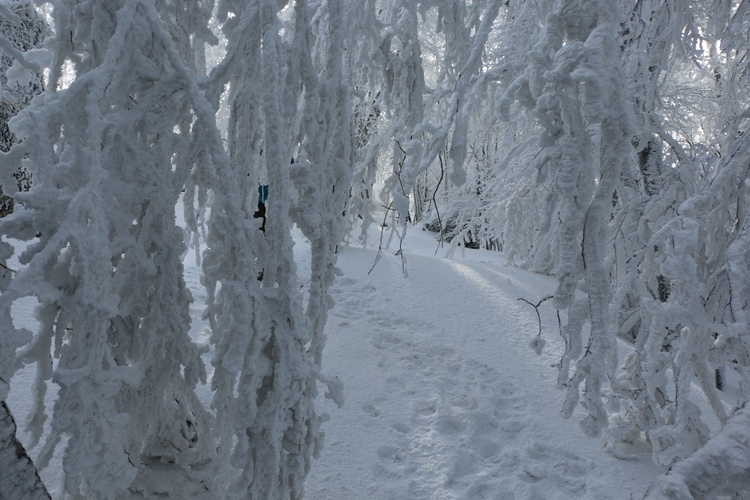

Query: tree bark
left=0, top=401, right=50, bottom=499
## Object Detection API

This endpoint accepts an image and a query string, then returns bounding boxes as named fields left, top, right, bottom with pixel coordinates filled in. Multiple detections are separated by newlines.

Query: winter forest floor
left=8, top=223, right=665, bottom=498
left=299, top=226, right=660, bottom=499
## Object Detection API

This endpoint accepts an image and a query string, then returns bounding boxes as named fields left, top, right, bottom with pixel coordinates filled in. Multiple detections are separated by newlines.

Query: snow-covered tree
left=0, top=0, right=47, bottom=215
left=644, top=398, right=750, bottom=498
left=344, top=2, right=750, bottom=494
left=1, top=0, right=355, bottom=494
left=498, top=0, right=633, bottom=437
left=3, top=0, right=750, bottom=496
left=0, top=0, right=219, bottom=496
left=467, top=1, right=750, bottom=493
left=0, top=3, right=50, bottom=497
left=197, top=0, right=350, bottom=496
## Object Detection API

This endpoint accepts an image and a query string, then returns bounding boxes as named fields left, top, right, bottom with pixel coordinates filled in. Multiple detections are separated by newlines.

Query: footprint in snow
left=366, top=330, right=596, bottom=499
left=335, top=276, right=596, bottom=499
left=368, top=338, right=528, bottom=498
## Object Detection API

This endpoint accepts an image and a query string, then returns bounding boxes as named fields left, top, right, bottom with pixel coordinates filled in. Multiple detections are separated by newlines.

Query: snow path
left=305, top=240, right=657, bottom=499
left=5, top=229, right=659, bottom=497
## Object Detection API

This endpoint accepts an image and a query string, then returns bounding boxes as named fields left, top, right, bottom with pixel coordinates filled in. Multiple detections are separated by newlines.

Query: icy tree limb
left=518, top=295, right=553, bottom=355
left=644, top=399, right=750, bottom=499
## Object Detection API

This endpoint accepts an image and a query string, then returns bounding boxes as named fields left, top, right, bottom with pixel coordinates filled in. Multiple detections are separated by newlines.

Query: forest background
left=1, top=0, right=750, bottom=498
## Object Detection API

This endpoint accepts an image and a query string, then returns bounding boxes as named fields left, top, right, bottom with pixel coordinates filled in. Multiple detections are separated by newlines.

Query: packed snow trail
left=303, top=236, right=658, bottom=499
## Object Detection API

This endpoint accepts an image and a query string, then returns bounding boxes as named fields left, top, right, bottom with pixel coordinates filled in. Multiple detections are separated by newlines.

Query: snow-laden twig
left=518, top=295, right=553, bottom=355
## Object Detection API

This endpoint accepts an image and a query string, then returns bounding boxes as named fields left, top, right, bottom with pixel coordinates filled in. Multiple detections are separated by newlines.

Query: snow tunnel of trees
left=1, top=0, right=750, bottom=498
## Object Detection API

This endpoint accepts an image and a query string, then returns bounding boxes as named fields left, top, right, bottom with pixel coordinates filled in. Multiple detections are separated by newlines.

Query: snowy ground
left=7, top=223, right=662, bottom=498
left=301, top=227, right=659, bottom=499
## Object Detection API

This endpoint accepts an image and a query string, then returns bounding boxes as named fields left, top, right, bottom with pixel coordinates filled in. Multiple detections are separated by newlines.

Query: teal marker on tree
left=258, top=184, right=269, bottom=205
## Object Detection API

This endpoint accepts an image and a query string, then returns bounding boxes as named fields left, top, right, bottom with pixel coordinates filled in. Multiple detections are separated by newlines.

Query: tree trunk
left=0, top=401, right=50, bottom=499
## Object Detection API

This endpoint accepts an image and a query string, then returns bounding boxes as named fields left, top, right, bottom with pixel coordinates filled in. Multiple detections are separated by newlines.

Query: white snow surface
left=7, top=223, right=661, bottom=498
left=300, top=226, right=658, bottom=499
